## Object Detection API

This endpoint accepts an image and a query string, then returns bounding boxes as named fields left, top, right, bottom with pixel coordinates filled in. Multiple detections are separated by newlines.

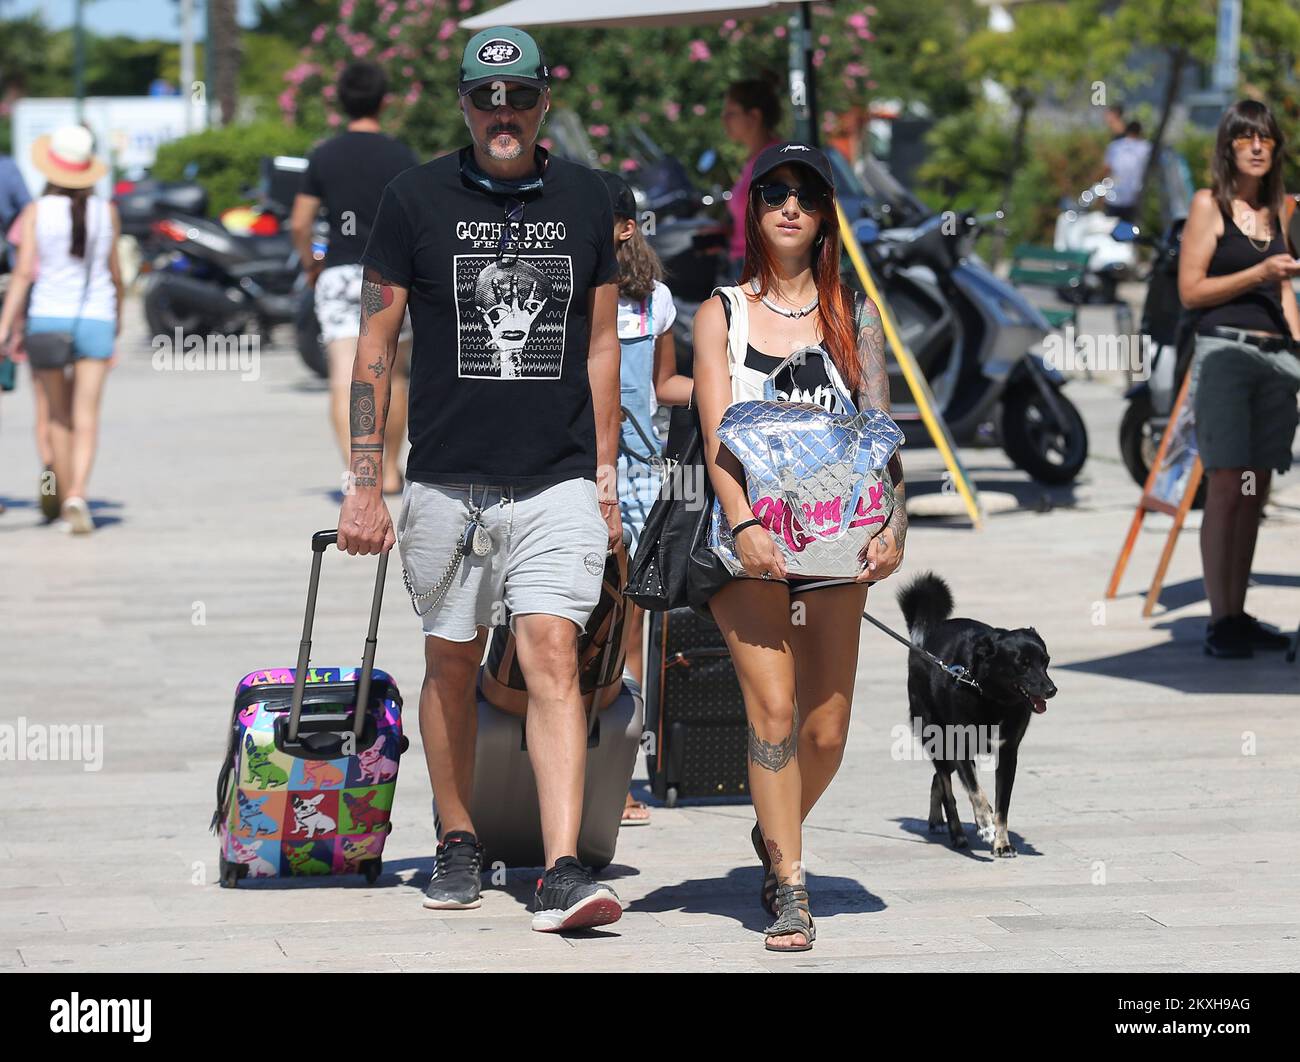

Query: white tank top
left=29, top=195, right=116, bottom=322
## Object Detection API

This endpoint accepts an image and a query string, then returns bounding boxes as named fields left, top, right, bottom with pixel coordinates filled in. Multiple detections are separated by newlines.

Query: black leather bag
left=25, top=332, right=77, bottom=370
left=625, top=403, right=731, bottom=619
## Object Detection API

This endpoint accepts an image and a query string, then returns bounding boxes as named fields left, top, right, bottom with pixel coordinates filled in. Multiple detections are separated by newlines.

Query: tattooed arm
left=854, top=294, right=907, bottom=583
left=337, top=266, right=409, bottom=556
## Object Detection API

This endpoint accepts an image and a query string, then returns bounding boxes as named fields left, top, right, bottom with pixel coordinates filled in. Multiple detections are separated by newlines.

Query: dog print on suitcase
left=213, top=667, right=406, bottom=886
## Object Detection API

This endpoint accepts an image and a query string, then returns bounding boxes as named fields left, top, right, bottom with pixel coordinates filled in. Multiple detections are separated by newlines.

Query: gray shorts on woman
left=1190, top=334, right=1300, bottom=472
left=395, top=477, right=609, bottom=642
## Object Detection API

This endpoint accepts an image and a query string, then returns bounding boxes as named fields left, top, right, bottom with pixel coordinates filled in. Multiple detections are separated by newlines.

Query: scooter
left=857, top=207, right=1089, bottom=484
left=140, top=156, right=328, bottom=378
left=1117, top=217, right=1205, bottom=506
left=1054, top=178, right=1140, bottom=306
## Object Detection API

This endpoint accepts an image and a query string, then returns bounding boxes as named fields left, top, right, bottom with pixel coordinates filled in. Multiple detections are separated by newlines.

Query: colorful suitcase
left=211, top=529, right=407, bottom=887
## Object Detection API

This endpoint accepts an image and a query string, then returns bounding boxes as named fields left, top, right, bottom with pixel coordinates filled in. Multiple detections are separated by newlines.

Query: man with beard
left=336, top=26, right=624, bottom=933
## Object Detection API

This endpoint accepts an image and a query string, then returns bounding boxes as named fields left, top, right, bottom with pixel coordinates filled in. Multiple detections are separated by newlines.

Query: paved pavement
left=1, top=296, right=1297, bottom=972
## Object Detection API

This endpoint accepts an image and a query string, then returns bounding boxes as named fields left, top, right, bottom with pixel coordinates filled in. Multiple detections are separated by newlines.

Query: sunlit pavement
left=1, top=294, right=1296, bottom=972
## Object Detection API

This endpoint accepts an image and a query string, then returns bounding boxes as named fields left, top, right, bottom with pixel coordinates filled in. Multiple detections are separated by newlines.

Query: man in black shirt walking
left=292, top=61, right=418, bottom=495
left=337, top=27, right=625, bottom=933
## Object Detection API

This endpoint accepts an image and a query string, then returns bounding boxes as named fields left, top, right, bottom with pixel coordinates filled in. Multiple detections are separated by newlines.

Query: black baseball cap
left=750, top=141, right=835, bottom=194
left=595, top=170, right=637, bottom=220
left=459, top=27, right=549, bottom=94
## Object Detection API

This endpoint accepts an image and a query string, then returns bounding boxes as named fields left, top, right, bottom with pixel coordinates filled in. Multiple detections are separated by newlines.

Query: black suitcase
left=643, top=606, right=750, bottom=807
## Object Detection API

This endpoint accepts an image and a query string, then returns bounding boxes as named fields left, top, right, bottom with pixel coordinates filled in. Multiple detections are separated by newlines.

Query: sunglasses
left=1232, top=134, right=1276, bottom=151
left=467, top=85, right=542, bottom=112
left=497, top=199, right=525, bottom=265
left=756, top=181, right=828, bottom=213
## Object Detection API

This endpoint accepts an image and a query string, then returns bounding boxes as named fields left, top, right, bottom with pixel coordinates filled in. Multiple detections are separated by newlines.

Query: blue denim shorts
left=27, top=316, right=116, bottom=361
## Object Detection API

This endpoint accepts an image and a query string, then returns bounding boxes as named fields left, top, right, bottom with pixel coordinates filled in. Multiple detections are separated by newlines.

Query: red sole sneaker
left=531, top=891, right=623, bottom=932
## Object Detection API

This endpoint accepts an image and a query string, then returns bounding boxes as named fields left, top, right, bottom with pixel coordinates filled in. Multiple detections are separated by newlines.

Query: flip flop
left=620, top=799, right=651, bottom=827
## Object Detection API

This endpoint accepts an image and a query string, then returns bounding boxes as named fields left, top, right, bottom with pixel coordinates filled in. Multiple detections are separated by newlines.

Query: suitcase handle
left=288, top=529, right=389, bottom=742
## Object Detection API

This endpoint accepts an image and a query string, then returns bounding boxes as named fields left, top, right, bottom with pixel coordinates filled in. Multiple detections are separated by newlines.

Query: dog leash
left=861, top=610, right=983, bottom=694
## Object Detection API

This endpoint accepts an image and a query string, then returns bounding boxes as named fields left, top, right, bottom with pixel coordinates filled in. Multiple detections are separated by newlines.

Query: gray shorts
left=1190, top=334, right=1300, bottom=472
left=395, top=477, right=609, bottom=642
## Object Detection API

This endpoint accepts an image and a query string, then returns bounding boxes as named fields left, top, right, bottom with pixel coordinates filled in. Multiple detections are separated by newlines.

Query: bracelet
left=731, top=518, right=763, bottom=537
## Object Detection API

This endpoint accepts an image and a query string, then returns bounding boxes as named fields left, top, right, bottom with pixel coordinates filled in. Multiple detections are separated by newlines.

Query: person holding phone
left=1178, top=100, right=1300, bottom=658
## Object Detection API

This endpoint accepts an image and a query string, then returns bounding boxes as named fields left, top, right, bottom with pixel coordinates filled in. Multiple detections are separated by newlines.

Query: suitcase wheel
left=665, top=785, right=678, bottom=809
left=362, top=859, right=383, bottom=884
left=218, top=855, right=242, bottom=889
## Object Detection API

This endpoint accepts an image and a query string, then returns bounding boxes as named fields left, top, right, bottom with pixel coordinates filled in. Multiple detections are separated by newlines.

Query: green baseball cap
left=459, top=27, right=549, bottom=94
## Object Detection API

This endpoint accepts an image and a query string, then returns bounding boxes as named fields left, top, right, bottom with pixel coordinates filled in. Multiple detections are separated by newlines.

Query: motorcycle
left=140, top=156, right=328, bottom=378
left=1054, top=178, right=1140, bottom=307
left=856, top=206, right=1089, bottom=484
left=1116, top=217, right=1205, bottom=506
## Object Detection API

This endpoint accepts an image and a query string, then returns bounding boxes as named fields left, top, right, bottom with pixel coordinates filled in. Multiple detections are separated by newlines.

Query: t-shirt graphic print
left=454, top=254, right=573, bottom=378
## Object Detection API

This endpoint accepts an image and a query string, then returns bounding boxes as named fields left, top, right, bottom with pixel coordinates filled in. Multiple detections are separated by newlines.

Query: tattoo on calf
left=748, top=722, right=796, bottom=771
left=350, top=381, right=376, bottom=437
left=765, top=838, right=784, bottom=868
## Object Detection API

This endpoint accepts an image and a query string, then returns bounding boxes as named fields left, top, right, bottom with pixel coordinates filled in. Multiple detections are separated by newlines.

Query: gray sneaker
left=422, top=830, right=484, bottom=910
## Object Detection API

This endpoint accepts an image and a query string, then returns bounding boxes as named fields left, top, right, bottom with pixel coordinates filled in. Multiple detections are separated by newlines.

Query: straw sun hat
left=31, top=125, right=108, bottom=189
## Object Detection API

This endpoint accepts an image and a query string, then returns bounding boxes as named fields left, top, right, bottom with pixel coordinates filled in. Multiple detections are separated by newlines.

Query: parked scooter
left=1117, top=217, right=1205, bottom=506
left=1054, top=178, right=1140, bottom=306
left=140, top=156, right=328, bottom=378
left=857, top=207, right=1089, bottom=483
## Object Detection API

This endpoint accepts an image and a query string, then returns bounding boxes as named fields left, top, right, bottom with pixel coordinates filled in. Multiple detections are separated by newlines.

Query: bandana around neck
left=459, top=144, right=549, bottom=197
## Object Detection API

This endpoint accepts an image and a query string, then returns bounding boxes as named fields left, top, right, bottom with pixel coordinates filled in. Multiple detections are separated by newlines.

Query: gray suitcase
left=468, top=675, right=643, bottom=871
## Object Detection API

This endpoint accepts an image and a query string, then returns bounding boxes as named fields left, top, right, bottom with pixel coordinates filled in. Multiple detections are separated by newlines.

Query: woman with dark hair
left=1178, top=99, right=1300, bottom=657
left=721, top=78, right=782, bottom=279
left=0, top=125, right=122, bottom=534
left=693, top=143, right=907, bottom=952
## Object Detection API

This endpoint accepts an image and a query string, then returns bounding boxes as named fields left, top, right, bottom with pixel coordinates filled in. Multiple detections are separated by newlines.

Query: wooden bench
left=1008, top=245, right=1091, bottom=331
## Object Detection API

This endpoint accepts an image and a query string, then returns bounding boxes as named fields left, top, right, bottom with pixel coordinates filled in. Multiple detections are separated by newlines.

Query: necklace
left=752, top=279, right=819, bottom=319
left=1236, top=205, right=1272, bottom=253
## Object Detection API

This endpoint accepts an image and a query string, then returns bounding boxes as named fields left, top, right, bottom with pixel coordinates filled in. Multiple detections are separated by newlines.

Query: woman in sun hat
left=0, top=124, right=124, bottom=534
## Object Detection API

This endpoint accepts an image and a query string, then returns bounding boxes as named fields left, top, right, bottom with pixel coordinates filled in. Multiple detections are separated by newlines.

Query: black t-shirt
left=360, top=147, right=618, bottom=488
left=301, top=131, right=418, bottom=270
left=744, top=345, right=856, bottom=413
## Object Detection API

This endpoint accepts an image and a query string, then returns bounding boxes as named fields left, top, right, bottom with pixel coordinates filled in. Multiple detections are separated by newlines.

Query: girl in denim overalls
left=595, top=170, right=692, bottom=825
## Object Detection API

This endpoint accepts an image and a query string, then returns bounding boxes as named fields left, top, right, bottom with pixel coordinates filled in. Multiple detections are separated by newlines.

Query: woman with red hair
left=693, top=142, right=907, bottom=953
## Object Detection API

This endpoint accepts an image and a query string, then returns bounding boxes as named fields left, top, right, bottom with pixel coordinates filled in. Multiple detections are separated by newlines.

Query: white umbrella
left=463, top=0, right=822, bottom=143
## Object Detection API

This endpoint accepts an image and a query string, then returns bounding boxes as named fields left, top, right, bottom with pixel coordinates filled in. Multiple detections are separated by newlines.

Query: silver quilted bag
left=709, top=346, right=904, bottom=579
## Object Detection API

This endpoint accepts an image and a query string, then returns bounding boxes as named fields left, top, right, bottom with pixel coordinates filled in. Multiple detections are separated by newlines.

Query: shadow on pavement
left=893, top=816, right=1041, bottom=859
left=1059, top=614, right=1300, bottom=694
left=630, top=867, right=884, bottom=930
left=1109, top=572, right=1300, bottom=613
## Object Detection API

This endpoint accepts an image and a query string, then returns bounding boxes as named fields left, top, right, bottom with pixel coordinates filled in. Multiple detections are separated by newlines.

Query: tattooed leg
left=749, top=721, right=797, bottom=772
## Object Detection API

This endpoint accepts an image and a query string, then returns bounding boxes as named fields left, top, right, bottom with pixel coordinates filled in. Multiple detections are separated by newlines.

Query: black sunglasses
left=497, top=199, right=525, bottom=265
left=467, top=85, right=542, bottom=112
left=756, top=181, right=828, bottom=213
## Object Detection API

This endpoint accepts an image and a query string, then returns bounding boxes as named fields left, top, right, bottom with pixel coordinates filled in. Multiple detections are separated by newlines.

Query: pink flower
left=620, top=158, right=639, bottom=172
left=311, top=24, right=327, bottom=43
left=352, top=42, right=372, bottom=56
left=438, top=18, right=457, bottom=40
left=722, top=18, right=736, bottom=30
left=866, top=79, right=878, bottom=89
left=847, top=12, right=868, bottom=30
left=592, top=98, right=604, bottom=111
left=323, top=84, right=337, bottom=99
left=692, top=103, right=706, bottom=116
left=540, top=137, right=554, bottom=150
left=278, top=89, right=296, bottom=116
left=664, top=100, right=681, bottom=122
left=774, top=25, right=786, bottom=38
left=388, top=25, right=400, bottom=38
left=599, top=152, right=612, bottom=165
left=588, top=124, right=610, bottom=137
left=340, top=0, right=355, bottom=16
left=436, top=46, right=450, bottom=61
left=328, top=112, right=341, bottom=127
left=845, top=62, right=868, bottom=78
left=819, top=34, right=831, bottom=46
left=405, top=84, right=422, bottom=105
left=813, top=49, right=825, bottom=68
left=552, top=65, right=570, bottom=80
left=688, top=39, right=711, bottom=62
left=458, top=0, right=473, bottom=9
left=402, top=65, right=414, bottom=78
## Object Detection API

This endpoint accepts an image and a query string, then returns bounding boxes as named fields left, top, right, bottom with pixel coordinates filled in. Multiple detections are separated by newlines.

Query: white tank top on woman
left=28, top=195, right=116, bottom=322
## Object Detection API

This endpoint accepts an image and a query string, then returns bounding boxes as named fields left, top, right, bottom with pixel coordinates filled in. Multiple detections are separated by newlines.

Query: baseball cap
left=750, top=141, right=835, bottom=195
left=459, top=27, right=549, bottom=94
left=595, top=170, right=637, bottom=220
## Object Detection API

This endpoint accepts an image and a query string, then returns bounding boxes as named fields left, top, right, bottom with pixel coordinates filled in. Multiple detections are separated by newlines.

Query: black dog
left=897, top=572, right=1057, bottom=857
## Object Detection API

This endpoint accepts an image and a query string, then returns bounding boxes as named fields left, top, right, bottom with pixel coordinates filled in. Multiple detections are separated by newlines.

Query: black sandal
left=763, top=882, right=815, bottom=953
left=751, top=824, right=777, bottom=916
